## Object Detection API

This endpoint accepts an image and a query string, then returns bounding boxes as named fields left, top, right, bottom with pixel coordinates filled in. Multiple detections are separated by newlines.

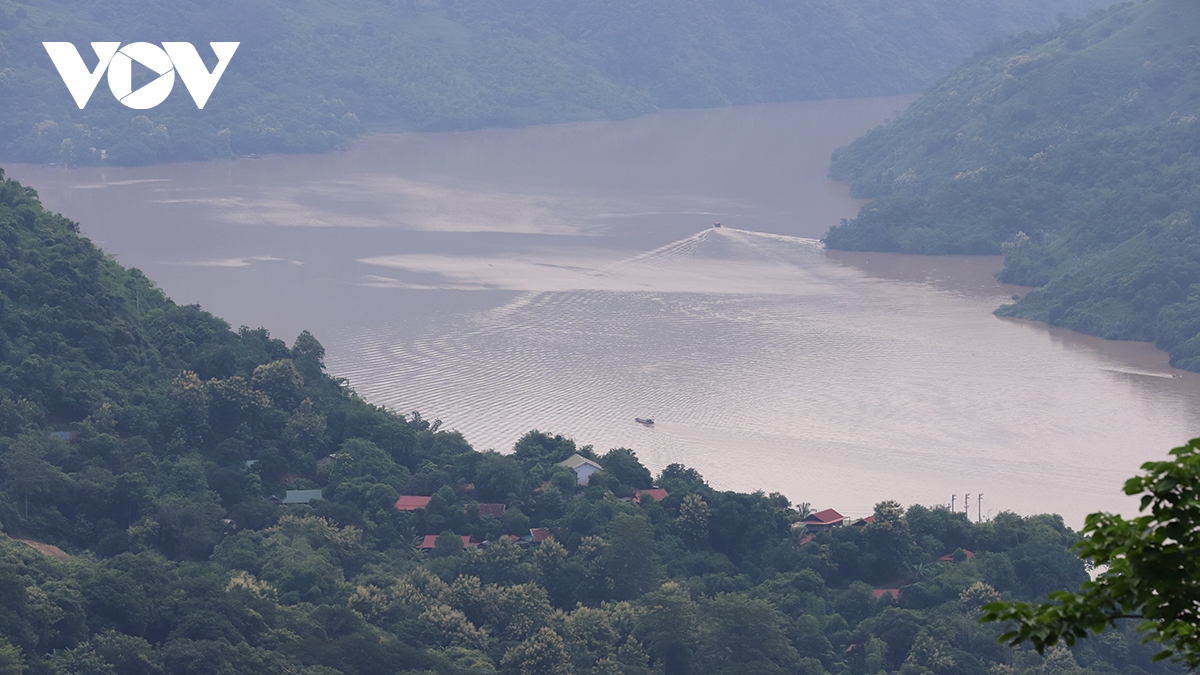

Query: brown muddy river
left=10, top=95, right=1200, bottom=526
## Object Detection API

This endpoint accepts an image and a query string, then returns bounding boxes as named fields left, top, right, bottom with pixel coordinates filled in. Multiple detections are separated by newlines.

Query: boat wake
left=358, top=226, right=844, bottom=296
left=1099, top=367, right=1182, bottom=380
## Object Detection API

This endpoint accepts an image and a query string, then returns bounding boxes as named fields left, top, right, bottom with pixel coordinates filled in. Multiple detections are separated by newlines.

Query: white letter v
left=43, top=42, right=120, bottom=109
left=163, top=42, right=239, bottom=109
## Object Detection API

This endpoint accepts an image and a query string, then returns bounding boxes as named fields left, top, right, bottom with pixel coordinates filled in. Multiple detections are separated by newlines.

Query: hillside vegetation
left=825, top=0, right=1200, bottom=369
left=0, top=168, right=1181, bottom=674
left=0, top=0, right=1108, bottom=165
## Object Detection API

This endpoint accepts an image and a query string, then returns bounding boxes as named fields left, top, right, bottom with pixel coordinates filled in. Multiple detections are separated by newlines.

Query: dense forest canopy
left=0, top=0, right=1110, bottom=165
left=0, top=166, right=1183, bottom=673
left=824, top=0, right=1200, bottom=370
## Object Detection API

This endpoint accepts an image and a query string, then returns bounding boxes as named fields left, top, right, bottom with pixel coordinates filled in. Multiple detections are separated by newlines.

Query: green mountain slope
left=824, top=0, right=1200, bottom=369
left=0, top=0, right=1108, bottom=165
left=0, top=168, right=1180, bottom=673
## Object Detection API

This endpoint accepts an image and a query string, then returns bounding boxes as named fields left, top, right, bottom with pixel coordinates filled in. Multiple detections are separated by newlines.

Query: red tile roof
left=938, top=549, right=976, bottom=562
left=395, top=495, right=432, bottom=511
left=529, top=527, right=551, bottom=543
left=418, top=534, right=473, bottom=550
left=852, top=515, right=875, bottom=527
left=872, top=588, right=900, bottom=600
left=797, top=534, right=815, bottom=546
left=803, top=508, right=845, bottom=524
left=634, top=488, right=669, bottom=504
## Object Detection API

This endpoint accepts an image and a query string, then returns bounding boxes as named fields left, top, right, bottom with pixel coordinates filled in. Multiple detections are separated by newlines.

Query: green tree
left=291, top=330, right=326, bottom=381
left=433, top=531, right=465, bottom=558
left=676, top=494, right=710, bottom=547
left=863, top=500, right=918, bottom=583
left=658, top=464, right=706, bottom=494
left=564, top=605, right=618, bottom=669
left=419, top=604, right=489, bottom=650
left=903, top=629, right=957, bottom=674
left=599, top=448, right=653, bottom=489
left=863, top=636, right=887, bottom=674
left=982, top=438, right=1200, bottom=666
left=697, top=593, right=800, bottom=674
left=602, top=514, right=661, bottom=600
left=256, top=515, right=363, bottom=602
left=140, top=493, right=225, bottom=561
left=473, top=452, right=524, bottom=502
left=168, top=371, right=210, bottom=448
left=329, top=438, right=407, bottom=492
left=635, top=582, right=698, bottom=675
left=501, top=627, right=573, bottom=675
left=0, top=434, right=70, bottom=521
left=205, top=375, right=269, bottom=439
left=0, top=636, right=23, bottom=675
left=250, top=359, right=304, bottom=410
left=533, top=537, right=573, bottom=607
left=282, top=399, right=328, bottom=459
left=513, top=431, right=577, bottom=468
left=859, top=608, right=924, bottom=672
left=495, top=584, right=555, bottom=642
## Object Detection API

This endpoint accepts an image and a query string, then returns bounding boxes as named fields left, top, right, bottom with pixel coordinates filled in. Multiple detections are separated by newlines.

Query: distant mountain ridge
left=0, top=0, right=1109, bottom=165
left=824, top=0, right=1200, bottom=370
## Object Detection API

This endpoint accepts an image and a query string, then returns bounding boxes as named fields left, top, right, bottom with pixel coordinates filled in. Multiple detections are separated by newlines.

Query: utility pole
left=965, top=493, right=971, bottom=519
left=978, top=494, right=984, bottom=523
left=951, top=494, right=956, bottom=512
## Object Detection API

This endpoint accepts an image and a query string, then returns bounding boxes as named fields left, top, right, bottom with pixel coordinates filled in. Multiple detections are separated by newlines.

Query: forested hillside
left=0, top=168, right=1180, bottom=673
left=0, top=0, right=1109, bottom=165
left=824, top=0, right=1200, bottom=370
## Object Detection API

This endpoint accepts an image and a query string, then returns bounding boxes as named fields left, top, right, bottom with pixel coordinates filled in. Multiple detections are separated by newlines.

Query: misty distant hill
left=825, top=0, right=1200, bottom=369
left=0, top=0, right=1108, bottom=165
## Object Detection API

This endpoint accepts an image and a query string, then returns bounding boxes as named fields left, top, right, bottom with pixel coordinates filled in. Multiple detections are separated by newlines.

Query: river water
left=9, top=95, right=1200, bottom=526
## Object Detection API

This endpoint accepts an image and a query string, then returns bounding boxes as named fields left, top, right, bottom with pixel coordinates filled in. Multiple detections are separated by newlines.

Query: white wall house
left=556, top=454, right=604, bottom=486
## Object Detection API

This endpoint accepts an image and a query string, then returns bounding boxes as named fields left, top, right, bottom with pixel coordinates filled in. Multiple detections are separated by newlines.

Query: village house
left=556, top=454, right=604, bottom=485
left=793, top=508, right=847, bottom=531
left=524, top=527, right=551, bottom=545
left=633, top=488, right=669, bottom=504
left=418, top=534, right=475, bottom=551
left=394, top=495, right=432, bottom=511
left=275, top=489, right=324, bottom=504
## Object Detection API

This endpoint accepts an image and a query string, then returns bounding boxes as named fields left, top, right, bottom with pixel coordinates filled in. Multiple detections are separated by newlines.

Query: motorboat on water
left=635, top=417, right=655, bottom=425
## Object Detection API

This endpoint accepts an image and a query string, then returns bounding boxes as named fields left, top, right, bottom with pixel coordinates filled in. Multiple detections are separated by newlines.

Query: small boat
left=713, top=222, right=721, bottom=228
left=635, top=417, right=655, bottom=425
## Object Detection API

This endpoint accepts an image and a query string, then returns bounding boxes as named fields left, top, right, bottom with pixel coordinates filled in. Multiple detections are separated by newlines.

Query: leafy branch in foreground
left=981, top=438, right=1200, bottom=666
